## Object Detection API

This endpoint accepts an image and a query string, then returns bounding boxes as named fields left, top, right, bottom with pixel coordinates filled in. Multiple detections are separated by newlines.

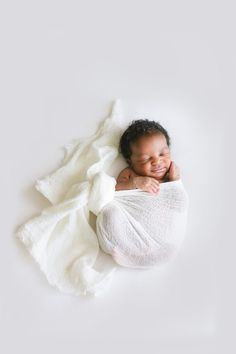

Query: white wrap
left=97, top=181, right=189, bottom=268
left=16, top=99, right=189, bottom=297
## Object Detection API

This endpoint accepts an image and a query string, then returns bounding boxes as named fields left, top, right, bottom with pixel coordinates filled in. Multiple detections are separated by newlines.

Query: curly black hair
left=119, top=119, right=171, bottom=164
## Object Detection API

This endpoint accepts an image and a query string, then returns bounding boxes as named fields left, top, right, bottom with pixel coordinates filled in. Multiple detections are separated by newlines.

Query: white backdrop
left=1, top=1, right=235, bottom=353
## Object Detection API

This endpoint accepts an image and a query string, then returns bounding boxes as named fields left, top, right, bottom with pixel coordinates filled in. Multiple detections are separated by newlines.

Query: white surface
left=0, top=1, right=235, bottom=353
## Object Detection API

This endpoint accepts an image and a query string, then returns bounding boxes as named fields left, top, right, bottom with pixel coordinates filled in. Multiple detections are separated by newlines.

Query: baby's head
left=119, top=119, right=171, bottom=180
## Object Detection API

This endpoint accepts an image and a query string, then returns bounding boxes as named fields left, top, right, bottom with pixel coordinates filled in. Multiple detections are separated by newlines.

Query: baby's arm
left=115, top=167, right=136, bottom=191
left=115, top=168, right=160, bottom=194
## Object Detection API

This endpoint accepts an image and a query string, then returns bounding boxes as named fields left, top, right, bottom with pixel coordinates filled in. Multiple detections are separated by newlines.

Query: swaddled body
left=96, top=180, right=188, bottom=268
left=96, top=119, right=189, bottom=268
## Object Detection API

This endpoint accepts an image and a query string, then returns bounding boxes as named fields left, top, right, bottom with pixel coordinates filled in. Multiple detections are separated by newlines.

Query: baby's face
left=128, top=133, right=171, bottom=181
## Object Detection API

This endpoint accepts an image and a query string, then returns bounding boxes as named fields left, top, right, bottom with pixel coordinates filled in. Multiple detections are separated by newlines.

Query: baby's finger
left=169, top=160, right=175, bottom=170
left=147, top=188, right=155, bottom=194
left=152, top=179, right=160, bottom=187
left=167, top=160, right=173, bottom=171
left=151, top=185, right=160, bottom=193
left=151, top=181, right=160, bottom=189
left=168, top=161, right=176, bottom=177
left=146, top=185, right=156, bottom=194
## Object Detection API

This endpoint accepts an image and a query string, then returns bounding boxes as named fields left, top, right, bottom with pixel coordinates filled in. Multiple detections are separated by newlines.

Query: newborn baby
left=96, top=119, right=187, bottom=268
left=116, top=119, right=180, bottom=194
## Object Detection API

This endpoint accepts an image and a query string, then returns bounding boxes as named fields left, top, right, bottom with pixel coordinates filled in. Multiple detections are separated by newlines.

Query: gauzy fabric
left=96, top=181, right=188, bottom=269
left=16, top=100, right=189, bottom=296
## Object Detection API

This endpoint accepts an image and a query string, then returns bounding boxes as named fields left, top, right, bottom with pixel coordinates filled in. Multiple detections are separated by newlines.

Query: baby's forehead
left=130, top=133, right=169, bottom=155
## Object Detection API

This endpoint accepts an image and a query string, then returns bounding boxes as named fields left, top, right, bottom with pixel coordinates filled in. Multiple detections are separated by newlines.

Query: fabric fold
left=96, top=180, right=189, bottom=269
left=17, top=99, right=125, bottom=296
left=16, top=99, right=189, bottom=296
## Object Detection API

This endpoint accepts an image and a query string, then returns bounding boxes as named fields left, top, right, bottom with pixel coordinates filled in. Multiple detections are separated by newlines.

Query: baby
left=115, top=119, right=180, bottom=194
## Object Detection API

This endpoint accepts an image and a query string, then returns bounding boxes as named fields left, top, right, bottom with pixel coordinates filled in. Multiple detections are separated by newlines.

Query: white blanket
left=96, top=182, right=189, bottom=269
left=16, top=100, right=189, bottom=296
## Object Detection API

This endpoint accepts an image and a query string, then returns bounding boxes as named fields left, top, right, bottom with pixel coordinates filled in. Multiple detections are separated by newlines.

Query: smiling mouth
left=152, top=168, right=166, bottom=173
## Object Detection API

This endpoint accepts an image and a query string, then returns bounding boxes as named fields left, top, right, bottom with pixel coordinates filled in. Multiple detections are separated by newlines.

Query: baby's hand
left=168, top=161, right=181, bottom=181
left=133, top=176, right=160, bottom=194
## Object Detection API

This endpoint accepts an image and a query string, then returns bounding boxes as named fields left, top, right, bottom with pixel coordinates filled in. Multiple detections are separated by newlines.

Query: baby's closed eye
left=138, top=158, right=150, bottom=164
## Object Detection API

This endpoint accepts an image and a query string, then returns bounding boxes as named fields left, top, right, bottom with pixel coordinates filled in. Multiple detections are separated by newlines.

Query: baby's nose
left=152, top=156, right=161, bottom=164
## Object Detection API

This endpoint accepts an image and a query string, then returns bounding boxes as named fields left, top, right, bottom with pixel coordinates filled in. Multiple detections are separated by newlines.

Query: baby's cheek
left=139, top=165, right=150, bottom=176
left=133, top=164, right=145, bottom=175
left=139, top=165, right=148, bottom=174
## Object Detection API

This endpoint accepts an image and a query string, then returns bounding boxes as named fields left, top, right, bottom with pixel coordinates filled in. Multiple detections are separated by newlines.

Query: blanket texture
left=96, top=181, right=189, bottom=268
left=16, top=100, right=189, bottom=296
